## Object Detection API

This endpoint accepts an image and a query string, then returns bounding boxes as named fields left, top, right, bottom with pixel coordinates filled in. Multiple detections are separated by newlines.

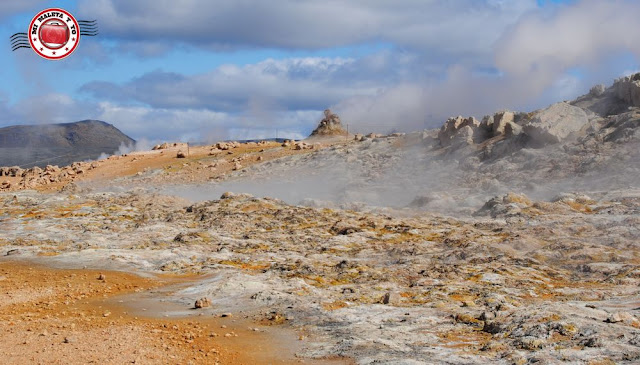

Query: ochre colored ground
left=0, top=261, right=352, bottom=364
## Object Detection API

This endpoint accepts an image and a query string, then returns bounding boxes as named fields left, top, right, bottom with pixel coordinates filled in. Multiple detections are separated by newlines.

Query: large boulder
left=451, top=125, right=475, bottom=147
left=523, top=102, right=589, bottom=145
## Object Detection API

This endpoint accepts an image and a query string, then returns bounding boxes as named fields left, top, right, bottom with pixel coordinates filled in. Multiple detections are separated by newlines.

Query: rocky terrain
left=1, top=75, right=639, bottom=364
left=0, top=120, right=134, bottom=168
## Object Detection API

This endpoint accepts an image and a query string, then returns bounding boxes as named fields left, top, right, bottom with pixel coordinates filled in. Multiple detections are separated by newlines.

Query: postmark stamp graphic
left=28, top=8, right=80, bottom=60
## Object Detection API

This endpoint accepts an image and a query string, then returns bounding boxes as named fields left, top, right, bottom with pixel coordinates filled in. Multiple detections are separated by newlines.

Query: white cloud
left=94, top=102, right=317, bottom=142
left=79, top=0, right=536, bottom=58
left=495, top=0, right=640, bottom=90
left=0, top=1, right=48, bottom=20
left=5, top=0, right=640, bottom=141
left=80, top=57, right=378, bottom=111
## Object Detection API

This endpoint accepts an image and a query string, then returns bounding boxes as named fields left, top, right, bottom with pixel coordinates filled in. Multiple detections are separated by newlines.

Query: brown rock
left=310, top=109, right=348, bottom=137
left=195, top=297, right=211, bottom=309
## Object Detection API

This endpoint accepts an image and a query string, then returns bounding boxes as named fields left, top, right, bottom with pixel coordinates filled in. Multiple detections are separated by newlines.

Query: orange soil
left=0, top=261, right=352, bottom=364
left=14, top=140, right=346, bottom=193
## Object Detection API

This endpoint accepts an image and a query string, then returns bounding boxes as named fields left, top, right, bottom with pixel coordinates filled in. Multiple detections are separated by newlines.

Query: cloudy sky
left=1, top=0, right=639, bottom=142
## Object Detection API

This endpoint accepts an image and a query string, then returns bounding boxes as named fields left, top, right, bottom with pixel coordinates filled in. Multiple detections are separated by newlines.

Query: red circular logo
left=28, top=8, right=80, bottom=60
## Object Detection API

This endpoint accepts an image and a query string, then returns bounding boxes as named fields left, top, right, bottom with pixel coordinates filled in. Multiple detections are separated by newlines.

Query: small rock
left=478, top=311, right=496, bottom=321
left=462, top=300, right=476, bottom=307
left=606, top=311, right=636, bottom=324
left=195, top=297, right=211, bottom=309
left=516, top=337, right=545, bottom=350
left=482, top=321, right=504, bottom=334
left=580, top=337, right=603, bottom=348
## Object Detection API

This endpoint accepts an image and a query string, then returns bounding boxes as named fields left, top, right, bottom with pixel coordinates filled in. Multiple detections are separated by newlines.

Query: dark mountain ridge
left=0, top=120, right=134, bottom=168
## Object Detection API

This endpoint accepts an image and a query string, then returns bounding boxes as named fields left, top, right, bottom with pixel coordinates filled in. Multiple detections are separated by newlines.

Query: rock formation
left=309, top=109, right=348, bottom=137
left=614, top=72, right=640, bottom=107
left=522, top=102, right=589, bottom=145
left=437, top=116, right=480, bottom=146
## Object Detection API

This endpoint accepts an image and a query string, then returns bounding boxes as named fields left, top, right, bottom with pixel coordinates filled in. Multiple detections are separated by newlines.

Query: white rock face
left=492, top=111, right=515, bottom=136
left=523, top=102, right=589, bottom=145
left=452, top=125, right=475, bottom=146
left=438, top=116, right=480, bottom=146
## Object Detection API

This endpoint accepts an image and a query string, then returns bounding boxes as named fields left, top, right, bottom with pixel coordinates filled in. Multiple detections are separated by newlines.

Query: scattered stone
left=153, top=143, right=171, bottom=150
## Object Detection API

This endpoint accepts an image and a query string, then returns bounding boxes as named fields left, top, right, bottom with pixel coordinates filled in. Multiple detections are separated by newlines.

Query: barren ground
left=1, top=91, right=639, bottom=364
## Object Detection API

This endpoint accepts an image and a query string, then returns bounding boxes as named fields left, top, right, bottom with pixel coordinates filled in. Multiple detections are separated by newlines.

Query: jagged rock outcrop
left=492, top=111, right=515, bottom=136
left=614, top=73, right=640, bottom=107
left=310, top=109, right=348, bottom=137
left=572, top=73, right=640, bottom=117
left=438, top=116, right=480, bottom=147
left=436, top=75, right=640, bottom=162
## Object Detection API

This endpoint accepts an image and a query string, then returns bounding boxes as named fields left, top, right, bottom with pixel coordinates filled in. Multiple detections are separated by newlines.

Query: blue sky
left=1, top=0, right=638, bottom=143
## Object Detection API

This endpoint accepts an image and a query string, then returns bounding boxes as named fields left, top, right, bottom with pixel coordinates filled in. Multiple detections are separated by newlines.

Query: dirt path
left=0, top=260, right=353, bottom=364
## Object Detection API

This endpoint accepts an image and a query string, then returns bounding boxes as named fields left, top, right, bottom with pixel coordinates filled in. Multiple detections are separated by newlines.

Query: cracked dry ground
left=1, top=188, right=639, bottom=364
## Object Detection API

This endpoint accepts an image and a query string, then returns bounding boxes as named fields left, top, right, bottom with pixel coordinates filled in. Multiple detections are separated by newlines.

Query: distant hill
left=0, top=120, right=135, bottom=168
